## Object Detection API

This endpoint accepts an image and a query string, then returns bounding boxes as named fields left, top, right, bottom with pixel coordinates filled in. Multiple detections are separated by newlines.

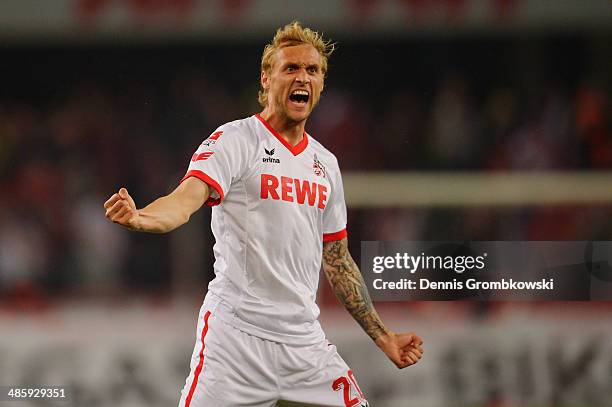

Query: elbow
left=177, top=210, right=191, bottom=228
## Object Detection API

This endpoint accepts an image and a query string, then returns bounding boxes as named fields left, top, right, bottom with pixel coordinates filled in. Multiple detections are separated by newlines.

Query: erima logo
left=263, top=147, right=280, bottom=163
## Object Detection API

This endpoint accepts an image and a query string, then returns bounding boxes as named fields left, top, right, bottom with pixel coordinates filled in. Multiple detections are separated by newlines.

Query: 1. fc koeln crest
left=313, top=154, right=326, bottom=178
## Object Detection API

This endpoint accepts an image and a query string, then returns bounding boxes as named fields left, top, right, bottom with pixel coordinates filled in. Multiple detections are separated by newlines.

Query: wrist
left=126, top=210, right=144, bottom=232
left=374, top=330, right=394, bottom=348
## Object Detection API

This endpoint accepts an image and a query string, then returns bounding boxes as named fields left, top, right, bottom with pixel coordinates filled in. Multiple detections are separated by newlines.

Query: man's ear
left=261, top=70, right=269, bottom=90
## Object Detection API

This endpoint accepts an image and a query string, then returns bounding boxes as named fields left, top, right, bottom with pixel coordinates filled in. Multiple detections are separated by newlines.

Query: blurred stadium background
left=1, top=1, right=612, bottom=406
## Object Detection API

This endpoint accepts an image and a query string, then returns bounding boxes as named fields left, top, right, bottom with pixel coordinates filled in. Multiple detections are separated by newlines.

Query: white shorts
left=178, top=304, right=369, bottom=407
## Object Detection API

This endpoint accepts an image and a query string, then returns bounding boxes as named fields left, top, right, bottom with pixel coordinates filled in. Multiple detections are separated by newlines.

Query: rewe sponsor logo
left=260, top=173, right=327, bottom=209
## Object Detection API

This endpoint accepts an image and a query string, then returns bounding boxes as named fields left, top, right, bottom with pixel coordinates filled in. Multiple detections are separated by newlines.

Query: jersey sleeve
left=322, top=157, right=348, bottom=242
left=180, top=125, right=248, bottom=207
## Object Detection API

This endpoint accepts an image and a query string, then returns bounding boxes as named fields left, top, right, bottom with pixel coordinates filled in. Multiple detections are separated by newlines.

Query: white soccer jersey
left=181, top=114, right=347, bottom=345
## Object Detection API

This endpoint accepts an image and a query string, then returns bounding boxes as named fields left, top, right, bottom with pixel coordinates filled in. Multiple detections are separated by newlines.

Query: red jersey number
left=332, top=370, right=365, bottom=407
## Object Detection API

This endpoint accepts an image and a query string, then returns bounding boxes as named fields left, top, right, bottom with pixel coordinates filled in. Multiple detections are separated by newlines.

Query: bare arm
left=322, top=237, right=388, bottom=340
left=322, top=237, right=423, bottom=368
left=104, top=177, right=210, bottom=233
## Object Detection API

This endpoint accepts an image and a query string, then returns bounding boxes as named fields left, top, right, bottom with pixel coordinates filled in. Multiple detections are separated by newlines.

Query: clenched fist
left=104, top=188, right=141, bottom=230
left=375, top=331, right=424, bottom=369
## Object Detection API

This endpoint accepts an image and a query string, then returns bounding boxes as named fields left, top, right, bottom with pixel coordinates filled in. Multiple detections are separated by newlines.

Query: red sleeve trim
left=323, top=228, right=348, bottom=242
left=181, top=170, right=225, bottom=207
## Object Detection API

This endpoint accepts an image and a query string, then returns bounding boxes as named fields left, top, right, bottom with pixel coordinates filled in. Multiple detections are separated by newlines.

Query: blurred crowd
left=0, top=35, right=610, bottom=304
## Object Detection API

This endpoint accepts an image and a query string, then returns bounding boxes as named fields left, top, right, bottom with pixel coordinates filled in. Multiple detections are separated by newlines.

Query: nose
left=295, top=69, right=310, bottom=84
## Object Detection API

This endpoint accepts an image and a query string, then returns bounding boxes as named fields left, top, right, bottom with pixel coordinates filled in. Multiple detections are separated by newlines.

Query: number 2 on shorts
left=332, top=370, right=365, bottom=407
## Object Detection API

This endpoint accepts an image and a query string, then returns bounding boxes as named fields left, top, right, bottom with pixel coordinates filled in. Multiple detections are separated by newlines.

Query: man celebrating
left=104, top=21, right=423, bottom=407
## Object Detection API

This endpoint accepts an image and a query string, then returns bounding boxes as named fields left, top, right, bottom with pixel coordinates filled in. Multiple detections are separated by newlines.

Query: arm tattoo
left=322, top=238, right=389, bottom=341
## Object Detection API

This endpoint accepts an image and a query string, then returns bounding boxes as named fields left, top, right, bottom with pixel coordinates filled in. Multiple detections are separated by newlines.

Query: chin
left=285, top=109, right=310, bottom=123
left=294, top=110, right=310, bottom=120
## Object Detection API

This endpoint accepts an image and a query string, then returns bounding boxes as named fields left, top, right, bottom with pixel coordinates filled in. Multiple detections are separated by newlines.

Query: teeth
left=291, top=90, right=309, bottom=96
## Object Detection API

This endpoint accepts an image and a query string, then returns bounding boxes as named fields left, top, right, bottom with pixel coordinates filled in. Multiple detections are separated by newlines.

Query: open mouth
left=289, top=89, right=309, bottom=104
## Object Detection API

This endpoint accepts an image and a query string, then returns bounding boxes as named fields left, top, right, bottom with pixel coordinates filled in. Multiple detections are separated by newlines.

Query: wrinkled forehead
left=270, top=43, right=323, bottom=70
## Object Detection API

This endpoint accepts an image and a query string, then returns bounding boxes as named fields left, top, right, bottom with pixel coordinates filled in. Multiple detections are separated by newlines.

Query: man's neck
left=259, top=109, right=305, bottom=147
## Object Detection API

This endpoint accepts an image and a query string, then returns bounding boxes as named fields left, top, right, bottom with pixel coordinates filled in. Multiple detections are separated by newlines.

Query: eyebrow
left=283, top=62, right=320, bottom=70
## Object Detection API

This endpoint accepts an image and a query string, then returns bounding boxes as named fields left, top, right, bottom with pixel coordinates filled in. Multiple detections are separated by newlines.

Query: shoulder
left=213, top=116, right=257, bottom=138
left=307, top=134, right=340, bottom=171
left=200, top=116, right=261, bottom=152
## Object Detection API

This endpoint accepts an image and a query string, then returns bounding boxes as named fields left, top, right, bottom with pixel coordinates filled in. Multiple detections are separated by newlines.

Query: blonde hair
left=258, top=21, right=335, bottom=107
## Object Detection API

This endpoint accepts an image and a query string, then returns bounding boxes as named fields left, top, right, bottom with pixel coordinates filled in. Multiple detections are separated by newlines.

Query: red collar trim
left=255, top=113, right=309, bottom=156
